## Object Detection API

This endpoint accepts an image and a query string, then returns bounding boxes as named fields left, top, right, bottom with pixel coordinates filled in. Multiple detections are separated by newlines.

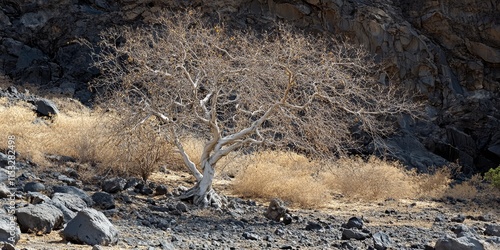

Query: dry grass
left=0, top=98, right=172, bottom=181
left=0, top=98, right=107, bottom=166
left=231, top=154, right=481, bottom=206
left=321, top=156, right=418, bottom=200
left=232, top=151, right=328, bottom=208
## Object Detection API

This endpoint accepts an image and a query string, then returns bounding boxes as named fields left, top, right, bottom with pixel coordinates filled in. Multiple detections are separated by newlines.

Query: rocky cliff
left=1, top=0, right=499, bottom=173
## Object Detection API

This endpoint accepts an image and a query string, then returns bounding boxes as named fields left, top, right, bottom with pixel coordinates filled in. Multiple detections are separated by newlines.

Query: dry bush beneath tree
left=232, top=151, right=327, bottom=208
left=320, top=156, right=418, bottom=200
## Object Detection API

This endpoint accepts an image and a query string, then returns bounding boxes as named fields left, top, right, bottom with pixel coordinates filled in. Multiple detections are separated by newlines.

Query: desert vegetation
left=84, top=11, right=421, bottom=207
left=2, top=96, right=498, bottom=210
left=2, top=10, right=497, bottom=209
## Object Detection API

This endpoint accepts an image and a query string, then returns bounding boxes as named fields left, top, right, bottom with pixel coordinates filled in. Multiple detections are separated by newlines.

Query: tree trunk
left=179, top=160, right=225, bottom=208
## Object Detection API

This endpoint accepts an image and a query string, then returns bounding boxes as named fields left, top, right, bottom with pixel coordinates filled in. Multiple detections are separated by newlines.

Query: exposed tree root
left=179, top=184, right=227, bottom=208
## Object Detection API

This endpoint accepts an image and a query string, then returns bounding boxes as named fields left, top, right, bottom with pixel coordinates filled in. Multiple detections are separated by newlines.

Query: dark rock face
left=0, top=0, right=499, bottom=171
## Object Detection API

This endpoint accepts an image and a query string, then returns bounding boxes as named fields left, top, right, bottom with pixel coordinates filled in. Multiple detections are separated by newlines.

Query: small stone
left=305, top=221, right=322, bottom=231
left=92, top=192, right=115, bottom=210
left=342, top=217, right=363, bottom=229
left=373, top=231, right=393, bottom=250
left=342, top=228, right=370, bottom=240
left=24, top=182, right=45, bottom=192
left=176, top=202, right=188, bottom=213
left=242, top=231, right=261, bottom=240
left=140, top=187, right=154, bottom=195
left=101, top=177, right=126, bottom=193
left=451, top=214, right=466, bottom=223
left=485, top=224, right=500, bottom=237
left=0, top=184, right=11, bottom=199
left=155, top=185, right=168, bottom=196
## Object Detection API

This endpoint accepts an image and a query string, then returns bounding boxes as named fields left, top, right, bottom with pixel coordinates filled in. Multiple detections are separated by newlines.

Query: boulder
left=15, top=203, right=64, bottom=234
left=91, top=192, right=115, bottom=210
left=435, top=235, right=484, bottom=250
left=53, top=186, right=93, bottom=206
left=31, top=98, right=59, bottom=116
left=485, top=224, right=500, bottom=237
left=0, top=215, right=20, bottom=245
left=62, top=208, right=118, bottom=246
left=342, top=228, right=370, bottom=240
left=101, top=177, right=126, bottom=193
left=373, top=231, right=393, bottom=250
left=51, top=193, right=87, bottom=223
left=23, top=182, right=45, bottom=192
left=342, top=217, right=364, bottom=229
left=26, top=192, right=51, bottom=204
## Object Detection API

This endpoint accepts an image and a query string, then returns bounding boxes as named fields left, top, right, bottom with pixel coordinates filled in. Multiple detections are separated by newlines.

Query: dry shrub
left=98, top=121, right=173, bottom=181
left=0, top=99, right=173, bottom=181
left=414, top=167, right=452, bottom=198
left=232, top=151, right=327, bottom=208
left=443, top=175, right=480, bottom=200
left=0, top=99, right=115, bottom=167
left=321, top=156, right=417, bottom=200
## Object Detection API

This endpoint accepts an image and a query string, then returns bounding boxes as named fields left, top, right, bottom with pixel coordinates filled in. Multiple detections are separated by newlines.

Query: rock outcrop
left=1, top=0, right=499, bottom=171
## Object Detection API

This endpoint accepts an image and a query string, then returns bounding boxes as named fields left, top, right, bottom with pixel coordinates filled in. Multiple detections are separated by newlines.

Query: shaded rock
left=342, top=217, right=364, bottom=229
left=242, top=231, right=261, bottom=240
left=140, top=187, right=154, bottom=195
left=485, top=224, right=500, bottom=237
left=452, top=224, right=476, bottom=238
left=51, top=193, right=87, bottom=223
left=175, top=202, right=188, bottom=213
left=155, top=185, right=168, bottom=196
left=305, top=221, right=322, bottom=231
left=63, top=208, right=118, bottom=246
left=124, top=178, right=142, bottom=190
left=23, top=182, right=45, bottom=192
left=92, top=192, right=115, bottom=210
left=0, top=184, right=11, bottom=199
left=15, top=203, right=64, bottom=234
left=102, top=177, right=126, bottom=193
left=342, top=228, right=370, bottom=240
left=26, top=192, right=51, bottom=204
left=53, top=186, right=93, bottom=206
left=31, top=99, right=59, bottom=116
left=451, top=214, right=466, bottom=223
left=0, top=215, right=21, bottom=244
left=435, top=235, right=484, bottom=250
left=373, top=231, right=393, bottom=250
left=57, top=174, right=78, bottom=186
left=264, top=198, right=288, bottom=222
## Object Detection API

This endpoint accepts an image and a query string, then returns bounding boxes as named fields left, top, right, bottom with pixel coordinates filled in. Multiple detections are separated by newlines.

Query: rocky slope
left=0, top=151, right=498, bottom=250
left=1, top=0, right=499, bottom=172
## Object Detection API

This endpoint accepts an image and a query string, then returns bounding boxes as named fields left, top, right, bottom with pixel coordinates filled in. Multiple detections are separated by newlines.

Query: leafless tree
left=89, top=12, right=421, bottom=207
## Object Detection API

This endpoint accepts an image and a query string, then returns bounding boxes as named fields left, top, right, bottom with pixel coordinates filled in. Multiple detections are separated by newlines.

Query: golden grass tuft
left=232, top=151, right=328, bottom=208
left=321, top=156, right=418, bottom=200
left=0, top=98, right=172, bottom=181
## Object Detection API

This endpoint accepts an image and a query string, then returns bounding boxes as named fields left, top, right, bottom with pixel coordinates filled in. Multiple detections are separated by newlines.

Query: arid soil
left=12, top=171, right=500, bottom=250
